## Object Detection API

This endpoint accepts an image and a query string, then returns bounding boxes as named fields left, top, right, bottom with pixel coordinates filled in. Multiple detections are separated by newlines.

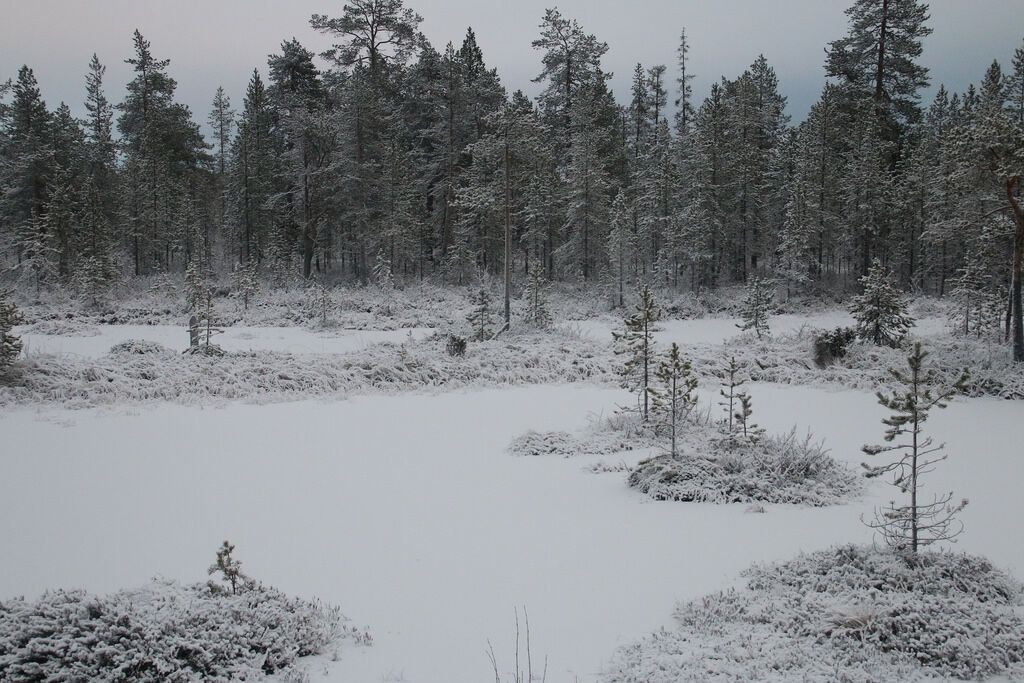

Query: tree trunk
left=1006, top=178, right=1024, bottom=362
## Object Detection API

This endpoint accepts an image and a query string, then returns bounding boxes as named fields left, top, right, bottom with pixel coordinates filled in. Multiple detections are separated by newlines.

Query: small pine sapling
left=718, top=356, right=746, bottom=437
left=195, top=286, right=223, bottom=350
left=737, top=276, right=773, bottom=339
left=612, top=285, right=661, bottom=421
left=0, top=292, right=24, bottom=375
left=850, top=259, right=914, bottom=347
left=207, top=540, right=252, bottom=595
left=652, top=342, right=699, bottom=459
left=524, top=267, right=552, bottom=329
left=861, top=342, right=970, bottom=554
left=466, top=286, right=493, bottom=341
left=733, top=390, right=764, bottom=444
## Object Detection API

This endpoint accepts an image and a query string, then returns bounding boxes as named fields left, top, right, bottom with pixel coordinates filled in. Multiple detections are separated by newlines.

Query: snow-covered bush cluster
left=0, top=579, right=361, bottom=681
left=606, top=546, right=1024, bottom=682
left=1, top=329, right=614, bottom=408
left=508, top=427, right=655, bottom=458
left=683, top=328, right=1024, bottom=399
left=628, top=428, right=861, bottom=506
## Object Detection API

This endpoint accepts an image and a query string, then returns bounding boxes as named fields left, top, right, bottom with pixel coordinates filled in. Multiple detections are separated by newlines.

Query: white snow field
left=564, top=310, right=947, bottom=347
left=1, top=380, right=1020, bottom=682
left=15, top=323, right=434, bottom=358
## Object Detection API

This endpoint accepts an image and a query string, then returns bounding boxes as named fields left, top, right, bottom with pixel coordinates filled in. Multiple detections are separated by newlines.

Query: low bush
left=0, top=579, right=361, bottom=681
left=628, top=429, right=861, bottom=506
left=606, top=546, right=1024, bottom=682
left=812, top=326, right=856, bottom=368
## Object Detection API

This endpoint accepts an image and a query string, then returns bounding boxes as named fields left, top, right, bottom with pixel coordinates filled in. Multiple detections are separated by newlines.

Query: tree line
left=1, top=0, right=1023, bottom=352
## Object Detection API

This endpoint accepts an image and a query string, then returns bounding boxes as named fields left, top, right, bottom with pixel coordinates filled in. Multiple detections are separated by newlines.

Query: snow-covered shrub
left=683, top=329, right=1024, bottom=399
left=446, top=334, right=467, bottom=357
left=0, top=292, right=24, bottom=375
left=628, top=428, right=860, bottom=506
left=606, top=546, right=1024, bottom=682
left=508, top=430, right=576, bottom=456
left=0, top=579, right=358, bottom=681
left=109, top=339, right=174, bottom=356
left=1, top=329, right=615, bottom=408
left=812, top=326, right=856, bottom=367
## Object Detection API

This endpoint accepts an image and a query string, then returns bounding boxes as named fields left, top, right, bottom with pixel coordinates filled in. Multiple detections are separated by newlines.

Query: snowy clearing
left=1, top=382, right=1020, bottom=682
left=15, top=323, right=434, bottom=358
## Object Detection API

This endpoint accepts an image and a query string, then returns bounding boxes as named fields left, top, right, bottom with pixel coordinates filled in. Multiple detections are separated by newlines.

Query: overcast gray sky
left=2, top=0, right=1021, bottom=133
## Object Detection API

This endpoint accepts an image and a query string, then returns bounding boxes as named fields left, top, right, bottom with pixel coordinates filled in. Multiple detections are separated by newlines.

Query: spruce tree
left=851, top=258, right=914, bottom=346
left=466, top=286, right=493, bottom=341
left=524, top=266, right=552, bottom=329
left=612, top=284, right=660, bottom=421
left=231, top=260, right=259, bottom=312
left=0, top=292, right=23, bottom=375
left=737, top=276, right=772, bottom=338
left=606, top=189, right=634, bottom=309
left=373, top=248, right=395, bottom=291
left=862, top=343, right=969, bottom=554
left=652, top=342, right=698, bottom=458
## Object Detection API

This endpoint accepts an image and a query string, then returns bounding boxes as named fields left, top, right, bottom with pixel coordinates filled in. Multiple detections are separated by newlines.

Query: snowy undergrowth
left=687, top=328, right=1024, bottom=399
left=507, top=412, right=661, bottom=458
left=627, top=427, right=862, bottom=506
left=0, top=580, right=363, bottom=681
left=509, top=410, right=861, bottom=506
left=0, top=330, right=613, bottom=408
left=605, top=545, right=1024, bottom=682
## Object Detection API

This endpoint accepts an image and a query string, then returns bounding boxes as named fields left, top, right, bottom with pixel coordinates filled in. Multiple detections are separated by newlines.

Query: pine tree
left=524, top=266, right=552, bottom=329
left=652, top=342, right=698, bottom=458
left=733, top=390, right=764, bottom=443
left=612, top=284, right=660, bottom=421
left=466, top=286, right=493, bottom=341
left=0, top=292, right=23, bottom=375
left=825, top=0, right=933, bottom=128
left=207, top=540, right=252, bottom=595
left=737, top=276, right=773, bottom=338
left=194, top=285, right=223, bottom=350
left=718, top=356, right=745, bottom=437
left=862, top=343, right=969, bottom=554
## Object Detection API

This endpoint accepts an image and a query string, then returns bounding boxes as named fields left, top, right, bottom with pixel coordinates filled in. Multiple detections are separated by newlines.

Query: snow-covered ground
left=2, top=380, right=1020, bottom=682
left=15, top=323, right=434, bottom=358
left=564, top=311, right=947, bottom=347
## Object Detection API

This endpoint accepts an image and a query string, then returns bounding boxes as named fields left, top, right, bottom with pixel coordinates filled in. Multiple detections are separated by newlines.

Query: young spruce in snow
left=737, top=276, right=772, bottom=338
left=0, top=292, right=23, bottom=374
left=613, top=285, right=660, bottom=421
left=851, top=259, right=914, bottom=347
left=524, top=266, right=552, bottom=329
left=467, top=286, right=493, bottom=341
left=862, top=343, right=970, bottom=554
